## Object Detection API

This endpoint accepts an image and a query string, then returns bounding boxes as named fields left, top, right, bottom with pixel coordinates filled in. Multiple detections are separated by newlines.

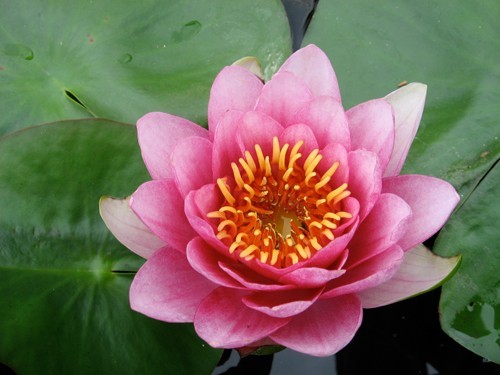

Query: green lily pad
left=0, top=120, right=221, bottom=374
left=0, top=0, right=291, bottom=134
left=304, top=0, right=500, bottom=361
left=303, top=0, right=499, bottom=194
left=433, top=163, right=500, bottom=363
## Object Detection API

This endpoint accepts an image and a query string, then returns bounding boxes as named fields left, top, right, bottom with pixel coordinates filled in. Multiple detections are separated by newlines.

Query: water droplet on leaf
left=118, top=53, right=133, bottom=64
left=171, top=20, right=202, bottom=43
left=3, top=44, right=34, bottom=60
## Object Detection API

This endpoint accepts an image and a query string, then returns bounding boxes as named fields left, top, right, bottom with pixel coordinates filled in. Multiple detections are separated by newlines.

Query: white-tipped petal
left=384, top=82, right=427, bottom=177
left=99, top=196, right=166, bottom=259
left=358, top=244, right=460, bottom=308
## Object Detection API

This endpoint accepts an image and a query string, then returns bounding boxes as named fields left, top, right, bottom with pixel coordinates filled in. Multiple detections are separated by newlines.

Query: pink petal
left=184, top=183, right=230, bottom=254
left=130, top=179, right=195, bottom=252
left=332, top=196, right=360, bottom=237
left=316, top=143, right=349, bottom=189
left=383, top=83, right=427, bottom=177
left=172, top=136, right=213, bottom=197
left=321, top=245, right=404, bottom=299
left=270, top=295, right=362, bottom=357
left=359, top=244, right=460, bottom=308
left=347, top=98, right=395, bottom=172
left=186, top=237, right=243, bottom=289
left=137, top=112, right=208, bottom=180
left=208, top=66, right=263, bottom=138
left=212, top=110, right=245, bottom=179
left=278, top=44, right=341, bottom=101
left=194, top=288, right=291, bottom=348
left=278, top=267, right=345, bottom=288
left=294, top=96, right=350, bottom=150
left=383, top=175, right=459, bottom=250
left=99, top=196, right=166, bottom=259
left=279, top=123, right=319, bottom=157
left=236, top=111, right=284, bottom=156
left=242, top=288, right=324, bottom=318
left=219, top=262, right=295, bottom=291
left=306, top=220, right=359, bottom=268
left=347, top=150, right=382, bottom=220
left=346, top=193, right=411, bottom=267
left=255, top=71, right=313, bottom=126
left=130, top=247, right=217, bottom=322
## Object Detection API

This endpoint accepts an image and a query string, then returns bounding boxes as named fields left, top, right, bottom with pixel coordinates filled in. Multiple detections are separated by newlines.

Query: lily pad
left=304, top=0, right=500, bottom=361
left=0, top=0, right=291, bottom=134
left=0, top=120, right=221, bottom=374
left=303, top=0, right=499, bottom=194
left=433, top=163, right=500, bottom=363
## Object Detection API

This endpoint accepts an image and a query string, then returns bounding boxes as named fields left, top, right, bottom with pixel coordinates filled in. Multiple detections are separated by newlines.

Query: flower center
left=208, top=137, right=352, bottom=269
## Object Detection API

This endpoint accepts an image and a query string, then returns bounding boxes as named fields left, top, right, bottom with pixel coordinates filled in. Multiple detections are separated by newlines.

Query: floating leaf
left=0, top=120, right=221, bottom=374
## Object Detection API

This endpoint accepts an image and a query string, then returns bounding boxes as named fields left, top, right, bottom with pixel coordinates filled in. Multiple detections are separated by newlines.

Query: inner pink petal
left=294, top=95, right=350, bottom=150
left=347, top=149, right=382, bottom=221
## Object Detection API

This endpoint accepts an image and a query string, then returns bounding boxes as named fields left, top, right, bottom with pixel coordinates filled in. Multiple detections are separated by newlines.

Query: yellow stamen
left=217, top=178, right=236, bottom=205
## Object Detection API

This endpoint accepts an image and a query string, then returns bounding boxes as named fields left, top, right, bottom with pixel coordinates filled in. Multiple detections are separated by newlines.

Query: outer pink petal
left=242, top=288, right=324, bottom=318
left=347, top=98, right=395, bottom=172
left=172, top=136, right=213, bottom=197
left=321, top=245, right=404, bottom=299
left=186, top=237, right=243, bottom=289
left=137, top=112, right=208, bottom=180
left=278, top=267, right=345, bottom=288
left=278, top=44, right=341, bottom=101
left=347, top=150, right=382, bottom=220
left=255, top=71, right=313, bottom=126
left=212, top=110, right=245, bottom=179
left=130, top=180, right=195, bottom=252
left=130, top=247, right=217, bottom=322
left=346, top=193, right=411, bottom=267
left=384, top=83, right=427, bottom=177
left=359, top=244, right=460, bottom=308
left=208, top=66, right=263, bottom=138
left=194, top=288, right=291, bottom=348
left=270, top=295, right=362, bottom=357
left=294, top=96, right=350, bottom=150
left=383, top=175, right=459, bottom=250
left=99, top=196, right=166, bottom=259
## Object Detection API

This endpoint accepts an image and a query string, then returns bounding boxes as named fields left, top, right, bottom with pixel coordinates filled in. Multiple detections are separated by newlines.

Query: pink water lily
left=100, top=45, right=460, bottom=357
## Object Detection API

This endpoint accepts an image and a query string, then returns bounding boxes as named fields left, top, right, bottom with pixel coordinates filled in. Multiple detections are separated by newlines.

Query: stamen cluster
left=208, top=137, right=352, bottom=268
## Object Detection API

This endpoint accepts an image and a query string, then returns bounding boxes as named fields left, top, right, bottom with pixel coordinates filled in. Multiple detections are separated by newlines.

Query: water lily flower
left=100, top=45, right=460, bottom=357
